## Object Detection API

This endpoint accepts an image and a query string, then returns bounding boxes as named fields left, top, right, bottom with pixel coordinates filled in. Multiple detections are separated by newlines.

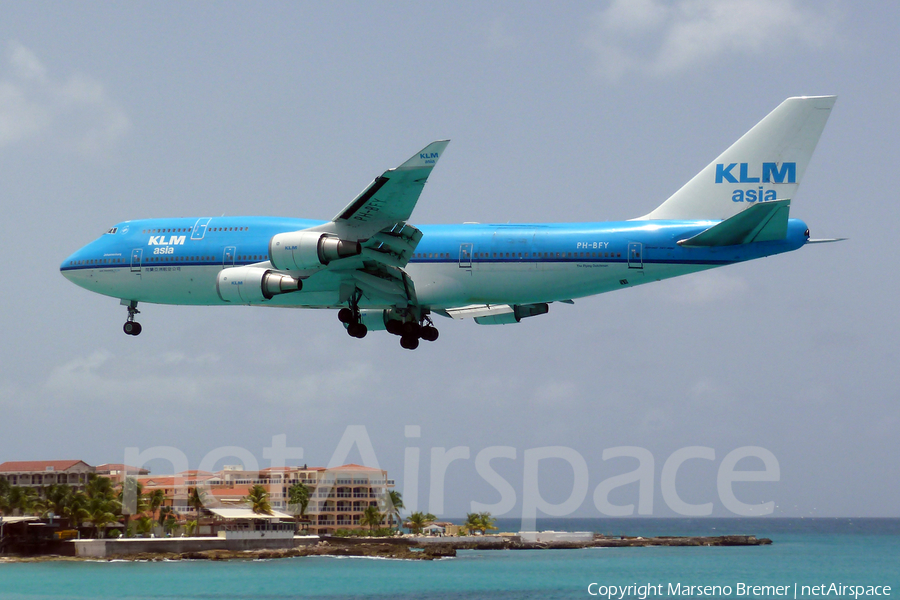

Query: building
left=95, top=464, right=150, bottom=477
left=0, top=460, right=95, bottom=491
left=136, top=463, right=395, bottom=535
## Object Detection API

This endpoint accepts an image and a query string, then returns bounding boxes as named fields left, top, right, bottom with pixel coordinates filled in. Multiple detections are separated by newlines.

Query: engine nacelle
left=269, top=231, right=361, bottom=271
left=216, top=266, right=302, bottom=304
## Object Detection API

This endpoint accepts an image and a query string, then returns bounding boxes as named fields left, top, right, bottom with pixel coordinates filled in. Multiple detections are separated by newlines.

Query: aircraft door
left=459, top=243, right=473, bottom=270
left=223, top=246, right=236, bottom=267
left=130, top=249, right=142, bottom=272
left=628, top=242, right=643, bottom=269
left=191, top=218, right=211, bottom=240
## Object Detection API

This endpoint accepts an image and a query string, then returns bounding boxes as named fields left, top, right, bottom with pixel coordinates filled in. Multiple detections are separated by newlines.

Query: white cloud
left=34, top=347, right=379, bottom=425
left=0, top=41, right=130, bottom=157
left=585, top=0, right=840, bottom=80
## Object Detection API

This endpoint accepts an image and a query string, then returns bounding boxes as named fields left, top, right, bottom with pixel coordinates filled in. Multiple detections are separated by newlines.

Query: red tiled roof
left=95, top=463, right=150, bottom=474
left=0, top=460, right=91, bottom=473
left=328, top=464, right=383, bottom=472
left=141, top=477, right=177, bottom=487
left=209, top=485, right=252, bottom=498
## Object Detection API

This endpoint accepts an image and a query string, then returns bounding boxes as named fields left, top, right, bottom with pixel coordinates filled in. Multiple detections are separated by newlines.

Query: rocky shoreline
left=0, top=534, right=771, bottom=563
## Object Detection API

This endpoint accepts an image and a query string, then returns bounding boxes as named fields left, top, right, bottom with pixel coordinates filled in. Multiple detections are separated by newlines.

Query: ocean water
left=1, top=519, right=897, bottom=600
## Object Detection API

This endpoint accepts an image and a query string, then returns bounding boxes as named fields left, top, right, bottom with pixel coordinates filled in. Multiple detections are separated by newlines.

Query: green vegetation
left=287, top=481, right=310, bottom=530
left=359, top=505, right=385, bottom=532
left=331, top=527, right=394, bottom=537
left=243, top=484, right=274, bottom=515
left=463, top=512, right=497, bottom=535
left=384, top=490, right=404, bottom=531
left=0, top=475, right=191, bottom=538
left=187, top=487, right=206, bottom=518
left=405, top=511, right=437, bottom=535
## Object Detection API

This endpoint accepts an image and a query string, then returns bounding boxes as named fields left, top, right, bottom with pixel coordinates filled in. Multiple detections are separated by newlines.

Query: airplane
left=61, top=96, right=839, bottom=350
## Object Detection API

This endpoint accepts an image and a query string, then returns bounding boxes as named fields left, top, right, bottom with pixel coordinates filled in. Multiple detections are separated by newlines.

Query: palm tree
left=384, top=490, right=404, bottom=532
left=85, top=473, right=116, bottom=500
left=187, top=487, right=206, bottom=519
left=88, top=495, right=120, bottom=538
left=135, top=515, right=154, bottom=536
left=41, top=484, right=75, bottom=518
left=464, top=512, right=497, bottom=535
left=7, top=486, right=37, bottom=516
left=287, top=482, right=310, bottom=530
left=63, top=491, right=90, bottom=533
left=405, top=511, right=436, bottom=535
left=146, top=489, right=165, bottom=519
left=163, top=514, right=179, bottom=536
left=244, top=485, right=273, bottom=515
left=184, top=520, right=198, bottom=536
left=359, top=505, right=384, bottom=533
left=117, top=480, right=146, bottom=537
left=157, top=505, right=175, bottom=526
left=0, top=478, right=11, bottom=514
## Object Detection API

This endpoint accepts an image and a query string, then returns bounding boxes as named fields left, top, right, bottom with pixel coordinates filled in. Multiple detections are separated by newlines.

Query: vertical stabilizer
left=639, top=96, right=835, bottom=221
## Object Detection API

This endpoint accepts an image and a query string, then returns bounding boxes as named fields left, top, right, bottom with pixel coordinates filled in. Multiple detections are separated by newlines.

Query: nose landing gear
left=123, top=300, right=142, bottom=336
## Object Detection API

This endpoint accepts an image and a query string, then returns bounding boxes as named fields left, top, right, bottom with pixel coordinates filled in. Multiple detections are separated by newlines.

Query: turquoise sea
left=2, top=519, right=898, bottom=600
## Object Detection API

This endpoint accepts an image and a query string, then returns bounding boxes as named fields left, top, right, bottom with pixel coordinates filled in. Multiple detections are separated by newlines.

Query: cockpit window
left=105, top=227, right=118, bottom=234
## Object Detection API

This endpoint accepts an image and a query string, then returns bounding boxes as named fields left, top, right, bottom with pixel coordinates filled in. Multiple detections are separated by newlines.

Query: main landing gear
left=338, top=290, right=368, bottom=339
left=123, top=300, right=142, bottom=336
left=337, top=295, right=439, bottom=349
left=386, top=318, right=438, bottom=350
left=338, top=306, right=367, bottom=339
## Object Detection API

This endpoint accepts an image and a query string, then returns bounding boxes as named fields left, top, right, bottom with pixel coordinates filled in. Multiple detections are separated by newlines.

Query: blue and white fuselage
left=60, top=217, right=809, bottom=307
left=60, top=96, right=838, bottom=348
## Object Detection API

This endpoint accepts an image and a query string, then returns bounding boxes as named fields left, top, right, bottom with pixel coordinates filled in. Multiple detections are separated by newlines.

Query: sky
left=1, top=1, right=898, bottom=520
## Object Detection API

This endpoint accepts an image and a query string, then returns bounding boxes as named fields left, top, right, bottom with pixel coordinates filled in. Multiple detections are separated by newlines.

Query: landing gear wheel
left=338, top=308, right=354, bottom=324
left=402, top=321, right=421, bottom=338
left=400, top=335, right=420, bottom=350
left=421, top=326, right=439, bottom=342
left=123, top=300, right=142, bottom=336
left=347, top=322, right=368, bottom=338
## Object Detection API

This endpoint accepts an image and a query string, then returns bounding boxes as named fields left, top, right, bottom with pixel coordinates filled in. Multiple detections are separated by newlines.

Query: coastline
left=0, top=534, right=771, bottom=563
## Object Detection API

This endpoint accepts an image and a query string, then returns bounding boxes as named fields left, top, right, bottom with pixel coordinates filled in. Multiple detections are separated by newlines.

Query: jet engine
left=269, top=231, right=361, bottom=271
left=216, top=266, right=302, bottom=304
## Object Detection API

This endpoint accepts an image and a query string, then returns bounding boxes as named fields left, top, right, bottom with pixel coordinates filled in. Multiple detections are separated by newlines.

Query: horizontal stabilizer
left=678, top=200, right=791, bottom=247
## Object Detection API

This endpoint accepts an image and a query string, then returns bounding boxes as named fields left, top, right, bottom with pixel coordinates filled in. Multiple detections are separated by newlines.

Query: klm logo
left=420, top=152, right=439, bottom=165
left=148, top=235, right=186, bottom=246
left=715, top=162, right=796, bottom=203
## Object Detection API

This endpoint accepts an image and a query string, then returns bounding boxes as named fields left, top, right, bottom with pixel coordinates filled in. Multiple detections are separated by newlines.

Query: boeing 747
left=61, top=96, right=838, bottom=349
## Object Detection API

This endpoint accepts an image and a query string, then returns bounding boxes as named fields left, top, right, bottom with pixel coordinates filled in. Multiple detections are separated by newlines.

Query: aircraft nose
left=60, top=251, right=88, bottom=287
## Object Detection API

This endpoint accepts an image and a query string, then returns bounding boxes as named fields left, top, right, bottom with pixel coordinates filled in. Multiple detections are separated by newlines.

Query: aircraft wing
left=272, top=142, right=448, bottom=309
left=326, top=140, right=450, bottom=240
